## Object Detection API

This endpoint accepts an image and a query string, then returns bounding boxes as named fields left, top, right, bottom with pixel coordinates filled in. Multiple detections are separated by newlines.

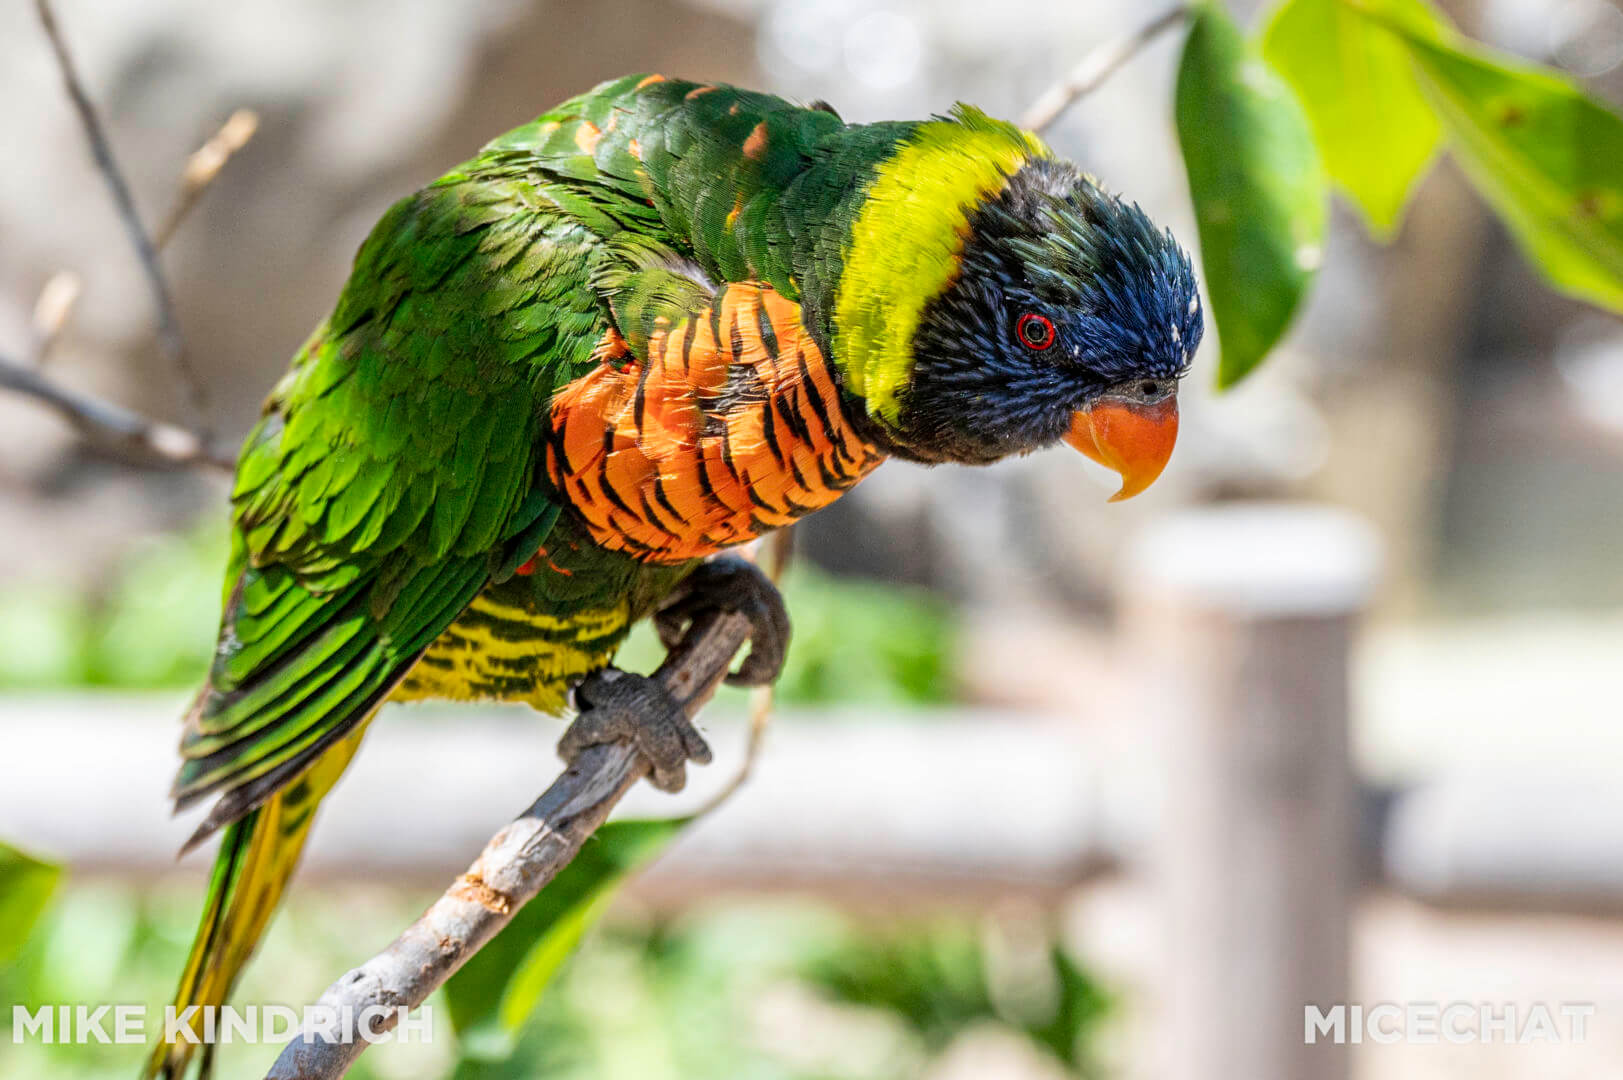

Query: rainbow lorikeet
left=146, top=74, right=1201, bottom=1078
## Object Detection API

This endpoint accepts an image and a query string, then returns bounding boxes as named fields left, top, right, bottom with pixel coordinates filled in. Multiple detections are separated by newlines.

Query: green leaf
left=1382, top=24, right=1623, bottom=316
left=802, top=921, right=993, bottom=1051
left=1176, top=1, right=1328, bottom=388
left=0, top=842, right=62, bottom=967
left=444, top=817, right=688, bottom=1059
left=1023, top=947, right=1113, bottom=1074
left=1261, top=0, right=1445, bottom=238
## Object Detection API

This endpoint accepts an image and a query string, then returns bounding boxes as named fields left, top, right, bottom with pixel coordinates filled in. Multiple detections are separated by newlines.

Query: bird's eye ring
left=1016, top=312, right=1055, bottom=351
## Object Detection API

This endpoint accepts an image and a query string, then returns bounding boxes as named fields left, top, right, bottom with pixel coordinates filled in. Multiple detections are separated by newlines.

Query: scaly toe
left=657, top=556, right=791, bottom=688
left=561, top=668, right=711, bottom=793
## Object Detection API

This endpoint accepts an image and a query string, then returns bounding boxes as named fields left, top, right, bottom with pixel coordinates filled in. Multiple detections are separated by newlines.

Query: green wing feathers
left=175, top=172, right=603, bottom=846
left=154, top=143, right=617, bottom=1080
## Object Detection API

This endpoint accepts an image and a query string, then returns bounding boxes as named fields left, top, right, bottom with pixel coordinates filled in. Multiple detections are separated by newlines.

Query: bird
left=144, top=73, right=1202, bottom=1079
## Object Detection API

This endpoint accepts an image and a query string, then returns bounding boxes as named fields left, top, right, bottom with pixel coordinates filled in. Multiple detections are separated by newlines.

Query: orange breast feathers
left=546, top=284, right=885, bottom=563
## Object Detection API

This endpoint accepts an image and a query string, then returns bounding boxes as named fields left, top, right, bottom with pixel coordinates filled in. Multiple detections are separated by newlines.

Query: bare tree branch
left=264, top=609, right=753, bottom=1080
left=0, top=352, right=234, bottom=471
left=1020, top=5, right=1191, bottom=134
left=6, top=18, right=259, bottom=471
left=34, top=0, right=208, bottom=423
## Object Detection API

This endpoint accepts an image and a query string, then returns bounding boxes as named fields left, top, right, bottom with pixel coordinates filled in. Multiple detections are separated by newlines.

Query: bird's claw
left=560, top=667, right=712, bottom=792
left=654, top=555, right=790, bottom=688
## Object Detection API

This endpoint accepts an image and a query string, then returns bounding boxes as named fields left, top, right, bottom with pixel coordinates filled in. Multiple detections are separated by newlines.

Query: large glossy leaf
left=444, top=817, right=688, bottom=1060
left=1384, top=25, right=1623, bottom=316
left=0, top=841, right=62, bottom=967
left=1176, top=1, right=1328, bottom=388
left=1261, top=0, right=1445, bottom=238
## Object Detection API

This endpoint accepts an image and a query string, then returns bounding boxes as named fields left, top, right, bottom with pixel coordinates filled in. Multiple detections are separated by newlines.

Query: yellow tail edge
left=143, top=728, right=365, bottom=1080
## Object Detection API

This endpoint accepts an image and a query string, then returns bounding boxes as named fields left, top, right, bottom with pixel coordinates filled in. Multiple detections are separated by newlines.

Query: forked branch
left=2, top=3, right=256, bottom=470
left=34, top=0, right=205, bottom=422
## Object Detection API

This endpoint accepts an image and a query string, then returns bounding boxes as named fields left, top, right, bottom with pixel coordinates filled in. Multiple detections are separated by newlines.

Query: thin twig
left=34, top=0, right=208, bottom=424
left=263, top=610, right=753, bottom=1080
left=28, top=270, right=81, bottom=366
left=1020, top=5, right=1191, bottom=133
left=154, top=109, right=260, bottom=250
left=695, top=528, right=794, bottom=816
left=0, top=351, right=234, bottom=471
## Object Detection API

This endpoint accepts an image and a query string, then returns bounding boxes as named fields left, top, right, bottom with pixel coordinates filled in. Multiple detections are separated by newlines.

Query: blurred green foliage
left=0, top=842, right=60, bottom=968
left=0, top=519, right=225, bottom=690
left=803, top=919, right=1111, bottom=1075
left=1, top=884, right=1109, bottom=1080
left=448, top=904, right=1111, bottom=1080
left=0, top=520, right=956, bottom=705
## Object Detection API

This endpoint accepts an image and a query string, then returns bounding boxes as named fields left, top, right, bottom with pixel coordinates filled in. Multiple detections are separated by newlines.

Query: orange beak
left=1063, top=390, right=1179, bottom=501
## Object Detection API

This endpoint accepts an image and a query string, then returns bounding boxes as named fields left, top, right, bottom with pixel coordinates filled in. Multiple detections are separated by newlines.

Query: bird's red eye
left=1016, top=312, right=1055, bottom=351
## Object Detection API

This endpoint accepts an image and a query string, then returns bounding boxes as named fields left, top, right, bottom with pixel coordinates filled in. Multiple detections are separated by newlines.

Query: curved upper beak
left=1063, top=383, right=1179, bottom=502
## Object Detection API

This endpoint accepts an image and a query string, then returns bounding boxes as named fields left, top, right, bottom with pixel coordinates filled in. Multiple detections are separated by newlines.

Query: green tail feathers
left=144, top=732, right=364, bottom=1080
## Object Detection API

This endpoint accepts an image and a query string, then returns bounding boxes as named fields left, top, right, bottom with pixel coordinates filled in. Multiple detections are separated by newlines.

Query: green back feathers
left=486, top=79, right=1049, bottom=429
left=487, top=74, right=861, bottom=298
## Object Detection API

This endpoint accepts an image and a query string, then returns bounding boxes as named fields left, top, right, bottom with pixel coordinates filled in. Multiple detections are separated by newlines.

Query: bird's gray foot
left=560, top=667, right=712, bottom=792
left=654, top=555, right=791, bottom=687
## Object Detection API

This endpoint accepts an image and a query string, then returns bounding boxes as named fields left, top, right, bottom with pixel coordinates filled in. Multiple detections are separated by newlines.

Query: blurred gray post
left=1122, top=503, right=1380, bottom=1080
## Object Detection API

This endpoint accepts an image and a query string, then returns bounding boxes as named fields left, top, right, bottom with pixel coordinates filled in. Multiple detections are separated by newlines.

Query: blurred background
left=4, top=0, right=1623, bottom=1078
